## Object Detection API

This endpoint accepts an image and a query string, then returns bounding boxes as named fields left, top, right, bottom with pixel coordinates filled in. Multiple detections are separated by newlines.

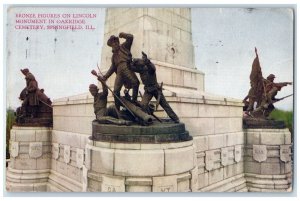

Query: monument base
left=6, top=126, right=52, bottom=192
left=244, top=127, right=292, bottom=192
left=84, top=138, right=197, bottom=192
left=92, top=120, right=192, bottom=143
left=6, top=168, right=49, bottom=192
left=243, top=117, right=286, bottom=129
left=14, top=117, right=53, bottom=127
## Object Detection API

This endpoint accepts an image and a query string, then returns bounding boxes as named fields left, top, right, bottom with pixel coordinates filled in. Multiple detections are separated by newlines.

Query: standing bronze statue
left=244, top=48, right=292, bottom=119
left=130, top=52, right=180, bottom=123
left=252, top=73, right=292, bottom=117
left=90, top=32, right=191, bottom=143
left=20, top=68, right=39, bottom=118
left=93, top=33, right=181, bottom=125
left=102, top=32, right=140, bottom=116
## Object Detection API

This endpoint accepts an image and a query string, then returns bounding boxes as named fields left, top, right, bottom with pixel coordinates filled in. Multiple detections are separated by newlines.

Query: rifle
left=151, top=112, right=162, bottom=123
left=39, top=99, right=53, bottom=108
left=273, top=94, right=293, bottom=103
left=155, top=82, right=163, bottom=110
left=91, top=69, right=137, bottom=119
left=138, top=90, right=162, bottom=123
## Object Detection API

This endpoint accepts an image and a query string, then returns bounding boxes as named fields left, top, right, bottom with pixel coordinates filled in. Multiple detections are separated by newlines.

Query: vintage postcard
left=4, top=5, right=294, bottom=194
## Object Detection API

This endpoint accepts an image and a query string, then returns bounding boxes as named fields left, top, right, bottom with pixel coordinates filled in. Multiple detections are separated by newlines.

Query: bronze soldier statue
left=244, top=48, right=292, bottom=119
left=16, top=68, right=52, bottom=126
left=130, top=52, right=180, bottom=123
left=89, top=78, right=131, bottom=126
left=263, top=74, right=292, bottom=105
left=102, top=32, right=140, bottom=116
left=252, top=74, right=292, bottom=117
left=20, top=68, right=39, bottom=118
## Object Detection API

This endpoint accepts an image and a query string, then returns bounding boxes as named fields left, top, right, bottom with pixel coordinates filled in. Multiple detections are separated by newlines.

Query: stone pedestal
left=91, top=121, right=191, bottom=143
left=6, top=126, right=52, bottom=192
left=244, top=127, right=292, bottom=192
left=52, top=88, right=245, bottom=192
left=47, top=130, right=88, bottom=192
left=84, top=138, right=197, bottom=192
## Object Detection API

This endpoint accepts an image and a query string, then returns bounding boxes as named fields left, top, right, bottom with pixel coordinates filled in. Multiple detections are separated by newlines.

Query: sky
left=192, top=8, right=294, bottom=111
left=5, top=7, right=294, bottom=111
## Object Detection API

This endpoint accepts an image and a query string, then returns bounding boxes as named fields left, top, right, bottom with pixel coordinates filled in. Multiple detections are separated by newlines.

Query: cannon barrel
left=120, top=97, right=153, bottom=124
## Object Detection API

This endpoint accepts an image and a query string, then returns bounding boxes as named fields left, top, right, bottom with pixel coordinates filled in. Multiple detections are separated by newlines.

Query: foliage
left=6, top=108, right=16, bottom=159
left=270, top=109, right=293, bottom=134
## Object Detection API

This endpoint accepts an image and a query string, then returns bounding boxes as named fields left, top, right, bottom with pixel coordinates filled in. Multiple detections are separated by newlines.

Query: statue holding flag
left=243, top=48, right=292, bottom=119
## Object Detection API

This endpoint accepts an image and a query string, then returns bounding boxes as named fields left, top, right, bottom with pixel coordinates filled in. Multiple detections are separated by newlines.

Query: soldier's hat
left=267, top=74, right=276, bottom=80
left=107, top=35, right=119, bottom=47
left=89, top=84, right=98, bottom=91
left=20, top=68, right=29, bottom=75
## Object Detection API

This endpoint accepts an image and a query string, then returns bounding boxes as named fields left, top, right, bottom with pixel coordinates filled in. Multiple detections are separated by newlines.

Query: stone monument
left=85, top=38, right=194, bottom=191
left=242, top=48, right=293, bottom=192
left=49, top=8, right=246, bottom=192
left=7, top=8, right=293, bottom=193
left=6, top=69, right=53, bottom=191
left=243, top=47, right=292, bottom=122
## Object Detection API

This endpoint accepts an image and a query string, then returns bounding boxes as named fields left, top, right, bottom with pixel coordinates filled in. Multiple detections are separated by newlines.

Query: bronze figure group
left=243, top=48, right=292, bottom=119
left=90, top=32, right=179, bottom=126
left=16, top=68, right=53, bottom=125
left=16, top=34, right=292, bottom=127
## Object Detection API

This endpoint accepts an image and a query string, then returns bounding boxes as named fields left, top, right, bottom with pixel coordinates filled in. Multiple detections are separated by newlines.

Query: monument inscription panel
left=253, top=145, right=267, bottom=162
left=280, top=145, right=291, bottom=162
left=29, top=142, right=43, bottom=158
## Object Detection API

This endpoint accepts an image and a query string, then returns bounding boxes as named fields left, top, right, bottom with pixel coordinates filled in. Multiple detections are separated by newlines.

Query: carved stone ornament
left=10, top=142, right=19, bottom=158
left=52, top=143, right=59, bottom=160
left=29, top=142, right=43, bottom=158
left=64, top=145, right=71, bottom=164
left=221, top=147, right=229, bottom=166
left=253, top=145, right=267, bottom=162
left=76, top=148, right=84, bottom=169
left=234, top=145, right=242, bottom=162
left=280, top=145, right=291, bottom=163
left=205, top=150, right=214, bottom=171
left=101, top=175, right=125, bottom=192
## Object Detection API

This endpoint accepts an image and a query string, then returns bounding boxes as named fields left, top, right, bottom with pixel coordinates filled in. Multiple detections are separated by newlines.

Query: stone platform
left=243, top=117, right=286, bottom=129
left=244, top=127, right=292, bottom=192
left=85, top=119, right=196, bottom=192
left=15, top=117, right=53, bottom=127
left=6, top=126, right=52, bottom=192
left=92, top=120, right=192, bottom=143
left=49, top=88, right=247, bottom=192
left=84, top=138, right=197, bottom=192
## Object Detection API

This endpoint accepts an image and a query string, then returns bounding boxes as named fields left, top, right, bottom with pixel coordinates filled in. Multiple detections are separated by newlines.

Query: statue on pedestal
left=243, top=48, right=292, bottom=128
left=16, top=68, right=53, bottom=126
left=89, top=32, right=187, bottom=143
